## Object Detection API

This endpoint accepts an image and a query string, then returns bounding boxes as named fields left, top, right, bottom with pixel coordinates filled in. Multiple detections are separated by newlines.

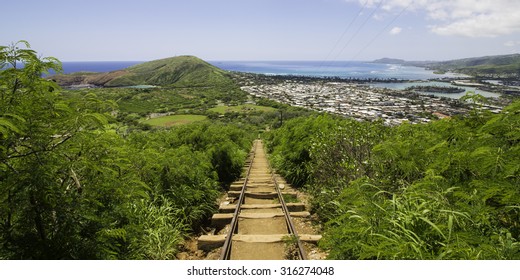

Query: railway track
left=198, top=139, right=321, bottom=260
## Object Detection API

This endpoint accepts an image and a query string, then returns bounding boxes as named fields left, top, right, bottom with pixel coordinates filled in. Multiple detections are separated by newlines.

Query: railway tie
left=197, top=139, right=321, bottom=260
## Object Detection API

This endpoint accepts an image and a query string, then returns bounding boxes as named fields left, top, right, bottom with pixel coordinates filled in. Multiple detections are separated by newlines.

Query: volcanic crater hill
left=51, top=55, right=233, bottom=87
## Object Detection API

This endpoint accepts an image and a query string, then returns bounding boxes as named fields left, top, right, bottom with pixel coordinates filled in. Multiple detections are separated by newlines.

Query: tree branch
left=6, top=135, right=72, bottom=160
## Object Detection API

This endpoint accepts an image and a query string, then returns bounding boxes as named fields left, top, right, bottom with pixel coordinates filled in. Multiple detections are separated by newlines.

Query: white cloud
left=347, top=0, right=520, bottom=37
left=372, top=13, right=384, bottom=21
left=505, top=41, right=520, bottom=47
left=390, top=27, right=402, bottom=35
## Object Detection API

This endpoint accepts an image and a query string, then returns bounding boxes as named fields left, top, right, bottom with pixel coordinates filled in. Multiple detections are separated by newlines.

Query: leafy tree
left=0, top=41, right=118, bottom=258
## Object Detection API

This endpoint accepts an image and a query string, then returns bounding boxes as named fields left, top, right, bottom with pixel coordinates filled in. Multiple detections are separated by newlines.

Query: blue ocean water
left=57, top=61, right=143, bottom=74
left=209, top=61, right=465, bottom=80
left=56, top=60, right=464, bottom=80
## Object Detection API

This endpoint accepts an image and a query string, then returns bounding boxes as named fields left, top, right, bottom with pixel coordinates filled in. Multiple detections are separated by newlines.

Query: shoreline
left=230, top=71, right=512, bottom=98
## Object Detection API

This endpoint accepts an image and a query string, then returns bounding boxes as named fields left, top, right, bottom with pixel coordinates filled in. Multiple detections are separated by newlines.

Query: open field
left=209, top=104, right=277, bottom=114
left=141, top=114, right=207, bottom=127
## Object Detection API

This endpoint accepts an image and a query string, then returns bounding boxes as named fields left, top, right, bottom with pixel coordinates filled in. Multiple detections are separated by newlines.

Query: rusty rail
left=219, top=140, right=257, bottom=260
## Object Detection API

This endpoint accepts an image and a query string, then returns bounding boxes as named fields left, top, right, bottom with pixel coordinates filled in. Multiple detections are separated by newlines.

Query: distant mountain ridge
left=424, top=54, right=520, bottom=78
left=52, top=55, right=233, bottom=87
left=373, top=54, right=520, bottom=78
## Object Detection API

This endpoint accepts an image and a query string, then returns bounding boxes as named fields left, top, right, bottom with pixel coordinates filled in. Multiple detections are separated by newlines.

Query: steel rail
left=265, top=148, right=308, bottom=260
left=219, top=140, right=257, bottom=260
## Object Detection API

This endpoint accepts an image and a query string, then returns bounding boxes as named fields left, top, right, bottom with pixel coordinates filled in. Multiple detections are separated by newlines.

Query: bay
left=209, top=60, right=466, bottom=80
left=371, top=81, right=501, bottom=99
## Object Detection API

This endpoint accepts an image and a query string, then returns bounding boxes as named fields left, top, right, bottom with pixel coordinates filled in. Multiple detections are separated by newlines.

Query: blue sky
left=2, top=0, right=519, bottom=61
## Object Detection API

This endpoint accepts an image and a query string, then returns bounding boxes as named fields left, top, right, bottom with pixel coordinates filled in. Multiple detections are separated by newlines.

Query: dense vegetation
left=61, top=75, right=306, bottom=132
left=267, top=99, right=520, bottom=259
left=0, top=42, right=260, bottom=259
left=5, top=41, right=518, bottom=260
left=0, top=42, right=314, bottom=259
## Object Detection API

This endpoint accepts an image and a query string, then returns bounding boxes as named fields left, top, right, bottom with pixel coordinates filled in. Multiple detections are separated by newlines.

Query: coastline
left=55, top=60, right=516, bottom=98
left=209, top=60, right=466, bottom=80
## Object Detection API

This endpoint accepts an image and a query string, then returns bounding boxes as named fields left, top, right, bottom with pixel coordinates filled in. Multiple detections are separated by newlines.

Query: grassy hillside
left=52, top=56, right=233, bottom=87
left=108, top=56, right=232, bottom=87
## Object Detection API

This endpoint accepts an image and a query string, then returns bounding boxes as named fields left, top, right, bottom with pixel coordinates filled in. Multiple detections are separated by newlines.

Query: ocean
left=208, top=61, right=466, bottom=80
left=58, top=60, right=463, bottom=80
left=57, top=61, right=143, bottom=74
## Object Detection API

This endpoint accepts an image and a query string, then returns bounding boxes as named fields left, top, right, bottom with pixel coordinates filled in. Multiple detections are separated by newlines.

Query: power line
left=319, top=0, right=370, bottom=70
left=330, top=0, right=385, bottom=64
left=313, top=1, right=384, bottom=95
left=351, top=1, right=414, bottom=61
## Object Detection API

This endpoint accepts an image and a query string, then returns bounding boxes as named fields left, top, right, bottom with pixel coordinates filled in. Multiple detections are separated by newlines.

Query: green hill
left=52, top=56, right=233, bottom=87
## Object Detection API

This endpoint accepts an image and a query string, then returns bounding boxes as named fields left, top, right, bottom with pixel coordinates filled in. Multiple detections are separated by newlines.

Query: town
left=237, top=74, right=504, bottom=126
